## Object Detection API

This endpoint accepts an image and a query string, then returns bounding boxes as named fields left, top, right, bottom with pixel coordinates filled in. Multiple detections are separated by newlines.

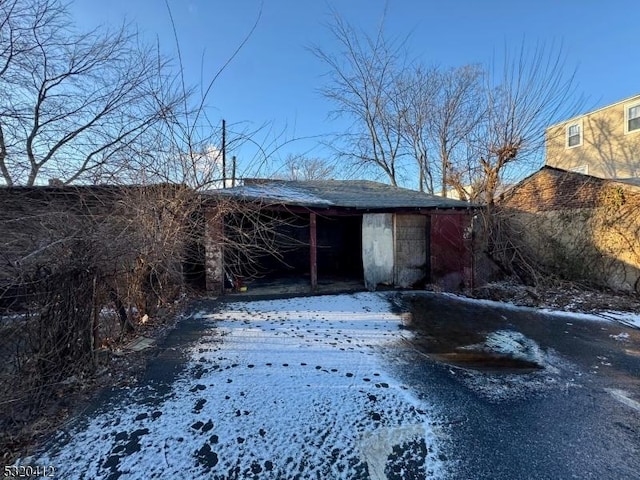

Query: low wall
left=505, top=188, right=640, bottom=292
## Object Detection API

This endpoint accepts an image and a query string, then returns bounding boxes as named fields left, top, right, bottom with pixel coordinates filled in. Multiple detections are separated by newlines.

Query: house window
left=570, top=164, right=589, bottom=175
left=626, top=104, right=640, bottom=133
left=566, top=122, right=582, bottom=148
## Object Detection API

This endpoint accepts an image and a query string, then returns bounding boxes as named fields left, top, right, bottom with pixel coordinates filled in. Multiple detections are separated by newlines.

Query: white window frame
left=566, top=120, right=583, bottom=148
left=624, top=102, right=640, bottom=134
left=570, top=164, right=589, bottom=175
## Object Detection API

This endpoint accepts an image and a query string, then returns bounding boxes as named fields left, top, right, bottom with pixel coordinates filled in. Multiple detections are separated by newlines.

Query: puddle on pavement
left=428, top=351, right=543, bottom=372
left=400, top=294, right=545, bottom=373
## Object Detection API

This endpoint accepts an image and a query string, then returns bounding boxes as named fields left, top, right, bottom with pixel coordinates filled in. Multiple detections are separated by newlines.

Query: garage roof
left=206, top=179, right=473, bottom=210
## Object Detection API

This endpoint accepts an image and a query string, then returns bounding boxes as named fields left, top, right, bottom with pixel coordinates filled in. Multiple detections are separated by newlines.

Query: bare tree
left=312, top=14, right=407, bottom=186
left=397, top=64, right=484, bottom=196
left=395, top=65, right=439, bottom=193
left=474, top=42, right=582, bottom=205
left=274, top=154, right=336, bottom=181
left=0, top=0, right=180, bottom=186
left=313, top=11, right=581, bottom=202
left=430, top=65, right=485, bottom=198
left=466, top=43, right=585, bottom=290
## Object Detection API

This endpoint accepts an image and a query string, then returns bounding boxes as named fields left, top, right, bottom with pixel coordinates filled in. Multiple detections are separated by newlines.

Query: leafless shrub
left=484, top=179, right=640, bottom=292
left=479, top=206, right=555, bottom=287
left=0, top=184, right=204, bottom=456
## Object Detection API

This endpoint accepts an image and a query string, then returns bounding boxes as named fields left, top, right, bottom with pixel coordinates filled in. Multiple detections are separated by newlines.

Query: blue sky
left=70, top=0, right=639, bottom=186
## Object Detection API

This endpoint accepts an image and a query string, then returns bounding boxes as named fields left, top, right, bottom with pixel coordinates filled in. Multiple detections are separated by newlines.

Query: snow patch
left=222, top=184, right=333, bottom=206
left=442, top=292, right=640, bottom=329
left=606, top=388, right=640, bottom=413
left=598, top=311, right=640, bottom=329
left=610, top=332, right=630, bottom=342
left=22, top=292, right=448, bottom=479
left=455, top=330, right=580, bottom=402
left=462, top=330, right=546, bottom=366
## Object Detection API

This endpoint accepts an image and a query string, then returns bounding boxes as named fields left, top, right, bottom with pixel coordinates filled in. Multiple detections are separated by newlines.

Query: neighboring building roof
left=0, top=183, right=189, bottom=214
left=613, top=177, right=640, bottom=187
left=502, top=166, right=640, bottom=196
left=204, top=179, right=473, bottom=210
left=545, top=92, right=640, bottom=130
left=0, top=182, right=181, bottom=194
left=538, top=165, right=640, bottom=189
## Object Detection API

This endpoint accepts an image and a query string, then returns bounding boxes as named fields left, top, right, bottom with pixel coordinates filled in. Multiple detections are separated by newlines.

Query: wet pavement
left=392, top=292, right=640, bottom=479
left=17, top=291, right=640, bottom=479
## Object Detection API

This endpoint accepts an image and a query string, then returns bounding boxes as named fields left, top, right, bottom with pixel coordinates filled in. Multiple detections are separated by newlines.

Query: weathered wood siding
left=394, top=214, right=428, bottom=288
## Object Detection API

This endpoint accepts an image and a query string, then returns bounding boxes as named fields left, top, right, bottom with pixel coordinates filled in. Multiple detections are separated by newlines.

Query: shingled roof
left=205, top=179, right=473, bottom=210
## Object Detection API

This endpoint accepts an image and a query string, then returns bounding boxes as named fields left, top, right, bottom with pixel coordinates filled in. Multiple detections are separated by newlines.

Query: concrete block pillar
left=204, top=208, right=224, bottom=293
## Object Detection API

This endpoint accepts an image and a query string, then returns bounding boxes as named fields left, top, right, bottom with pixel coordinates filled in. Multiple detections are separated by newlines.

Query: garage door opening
left=224, top=211, right=364, bottom=292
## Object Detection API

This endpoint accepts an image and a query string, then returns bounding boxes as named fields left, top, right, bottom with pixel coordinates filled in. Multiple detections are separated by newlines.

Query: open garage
left=202, top=179, right=474, bottom=294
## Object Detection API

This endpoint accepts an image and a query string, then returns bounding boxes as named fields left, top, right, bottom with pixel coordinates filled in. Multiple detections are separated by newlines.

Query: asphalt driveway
left=17, top=291, right=640, bottom=479
left=394, top=292, right=640, bottom=479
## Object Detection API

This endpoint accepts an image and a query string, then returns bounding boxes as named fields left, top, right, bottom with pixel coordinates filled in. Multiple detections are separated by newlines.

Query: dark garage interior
left=227, top=210, right=364, bottom=285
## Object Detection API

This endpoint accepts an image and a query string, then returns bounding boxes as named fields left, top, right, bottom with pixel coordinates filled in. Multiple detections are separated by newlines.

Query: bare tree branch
left=0, top=0, right=181, bottom=185
left=311, top=13, right=409, bottom=186
left=474, top=41, right=583, bottom=204
left=271, top=154, right=336, bottom=181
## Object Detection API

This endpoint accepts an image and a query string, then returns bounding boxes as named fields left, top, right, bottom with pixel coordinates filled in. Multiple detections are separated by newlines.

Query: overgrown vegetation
left=0, top=0, right=276, bottom=462
left=0, top=185, right=196, bottom=457
left=0, top=184, right=290, bottom=460
left=485, top=180, right=640, bottom=292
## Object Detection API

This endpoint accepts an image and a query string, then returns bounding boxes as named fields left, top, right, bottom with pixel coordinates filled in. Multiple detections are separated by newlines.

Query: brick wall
left=499, top=167, right=640, bottom=292
left=501, top=167, right=606, bottom=212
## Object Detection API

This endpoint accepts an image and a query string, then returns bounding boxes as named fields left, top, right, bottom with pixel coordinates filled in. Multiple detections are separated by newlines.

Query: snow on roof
left=224, top=182, right=334, bottom=206
left=204, top=179, right=473, bottom=210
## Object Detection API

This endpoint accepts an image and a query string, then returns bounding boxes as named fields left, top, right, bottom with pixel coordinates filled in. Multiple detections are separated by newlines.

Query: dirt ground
left=470, top=279, right=640, bottom=313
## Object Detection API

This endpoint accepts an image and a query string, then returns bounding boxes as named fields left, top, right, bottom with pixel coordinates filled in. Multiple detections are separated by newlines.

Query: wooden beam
left=310, top=212, right=317, bottom=291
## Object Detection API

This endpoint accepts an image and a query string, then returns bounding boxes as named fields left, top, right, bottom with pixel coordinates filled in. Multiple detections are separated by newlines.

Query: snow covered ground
left=23, top=293, right=448, bottom=479
left=594, top=310, right=640, bottom=329
left=442, top=292, right=640, bottom=329
left=18, top=290, right=639, bottom=478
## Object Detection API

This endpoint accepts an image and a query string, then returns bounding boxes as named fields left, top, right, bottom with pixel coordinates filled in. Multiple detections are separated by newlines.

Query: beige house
left=545, top=93, right=640, bottom=179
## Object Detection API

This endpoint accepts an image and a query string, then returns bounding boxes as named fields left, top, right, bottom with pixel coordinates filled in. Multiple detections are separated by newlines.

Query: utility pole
left=222, top=119, right=226, bottom=188
left=232, top=155, right=237, bottom=187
